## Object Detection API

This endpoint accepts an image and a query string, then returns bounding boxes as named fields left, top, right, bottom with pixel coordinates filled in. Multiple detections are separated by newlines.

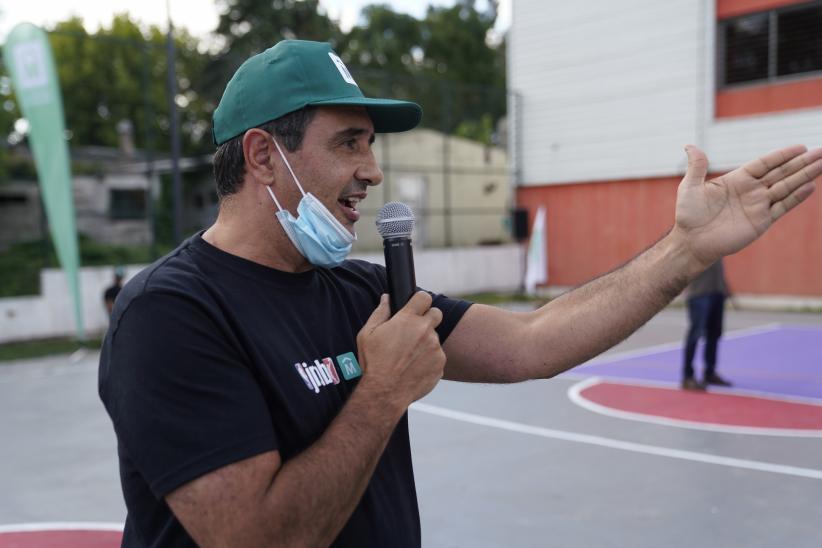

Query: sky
left=0, top=0, right=511, bottom=43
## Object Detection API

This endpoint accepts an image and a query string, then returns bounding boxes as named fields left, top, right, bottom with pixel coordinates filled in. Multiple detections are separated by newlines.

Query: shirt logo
left=336, top=352, right=362, bottom=380
left=294, top=358, right=341, bottom=394
left=328, top=52, right=358, bottom=86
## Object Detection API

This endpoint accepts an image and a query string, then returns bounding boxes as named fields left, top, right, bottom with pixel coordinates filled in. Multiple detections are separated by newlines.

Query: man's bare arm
left=166, top=292, right=445, bottom=547
left=444, top=145, right=821, bottom=383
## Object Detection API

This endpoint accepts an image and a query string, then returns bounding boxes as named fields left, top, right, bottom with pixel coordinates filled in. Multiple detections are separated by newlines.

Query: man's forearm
left=255, top=382, right=405, bottom=546
left=524, top=226, right=701, bottom=378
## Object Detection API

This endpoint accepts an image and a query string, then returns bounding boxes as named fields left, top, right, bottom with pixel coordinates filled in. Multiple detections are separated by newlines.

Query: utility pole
left=166, top=0, right=183, bottom=244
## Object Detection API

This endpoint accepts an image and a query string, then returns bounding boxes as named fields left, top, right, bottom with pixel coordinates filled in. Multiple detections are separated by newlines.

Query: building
left=1, top=128, right=510, bottom=253
left=356, top=128, right=510, bottom=251
left=509, top=0, right=822, bottom=298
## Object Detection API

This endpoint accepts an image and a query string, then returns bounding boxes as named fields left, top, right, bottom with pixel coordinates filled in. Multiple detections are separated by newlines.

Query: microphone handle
left=383, top=237, right=416, bottom=315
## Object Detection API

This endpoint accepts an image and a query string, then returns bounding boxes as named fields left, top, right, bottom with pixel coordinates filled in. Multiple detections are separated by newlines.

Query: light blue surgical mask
left=266, top=137, right=355, bottom=268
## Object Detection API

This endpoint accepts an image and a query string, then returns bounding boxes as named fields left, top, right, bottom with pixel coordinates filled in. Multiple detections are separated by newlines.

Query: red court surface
left=574, top=379, right=822, bottom=434
left=0, top=526, right=122, bottom=548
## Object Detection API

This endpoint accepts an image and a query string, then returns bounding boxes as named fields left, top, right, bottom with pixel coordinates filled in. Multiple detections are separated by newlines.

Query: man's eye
left=345, top=139, right=358, bottom=149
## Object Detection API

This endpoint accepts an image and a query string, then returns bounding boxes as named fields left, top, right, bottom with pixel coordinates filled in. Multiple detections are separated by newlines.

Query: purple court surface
left=576, top=324, right=822, bottom=401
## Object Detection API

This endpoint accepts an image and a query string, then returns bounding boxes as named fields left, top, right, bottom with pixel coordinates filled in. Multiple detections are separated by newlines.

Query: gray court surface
left=1, top=307, right=821, bottom=547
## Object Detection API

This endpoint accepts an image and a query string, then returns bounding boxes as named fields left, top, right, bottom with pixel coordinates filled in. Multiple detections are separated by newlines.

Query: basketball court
left=1, top=307, right=820, bottom=547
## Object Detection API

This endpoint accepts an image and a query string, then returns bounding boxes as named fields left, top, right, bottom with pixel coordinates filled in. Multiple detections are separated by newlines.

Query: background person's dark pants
left=683, top=293, right=725, bottom=380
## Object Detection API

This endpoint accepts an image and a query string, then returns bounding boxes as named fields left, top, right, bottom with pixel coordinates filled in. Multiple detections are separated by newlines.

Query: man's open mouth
left=338, top=196, right=363, bottom=222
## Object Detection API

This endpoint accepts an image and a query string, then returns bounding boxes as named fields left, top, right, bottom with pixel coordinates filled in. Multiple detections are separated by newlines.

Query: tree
left=340, top=5, right=424, bottom=79
left=0, top=15, right=214, bottom=156
left=339, top=1, right=506, bottom=142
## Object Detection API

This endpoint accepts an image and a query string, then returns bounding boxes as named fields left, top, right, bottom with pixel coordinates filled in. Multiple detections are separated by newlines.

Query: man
left=102, top=265, right=125, bottom=316
left=681, top=258, right=732, bottom=390
left=98, top=40, right=820, bottom=547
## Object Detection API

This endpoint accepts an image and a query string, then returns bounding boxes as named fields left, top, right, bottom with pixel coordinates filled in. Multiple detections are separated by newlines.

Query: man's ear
left=242, top=129, right=276, bottom=184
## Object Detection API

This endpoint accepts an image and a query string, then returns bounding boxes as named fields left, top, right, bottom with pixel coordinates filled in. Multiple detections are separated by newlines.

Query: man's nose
left=356, top=152, right=383, bottom=187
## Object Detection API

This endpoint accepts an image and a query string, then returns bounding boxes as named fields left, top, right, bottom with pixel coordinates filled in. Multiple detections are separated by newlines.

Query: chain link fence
left=0, top=31, right=519, bottom=295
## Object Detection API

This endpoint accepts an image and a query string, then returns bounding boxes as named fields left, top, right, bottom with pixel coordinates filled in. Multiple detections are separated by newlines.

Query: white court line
left=576, top=322, right=782, bottom=368
left=0, top=522, right=124, bottom=533
left=567, top=377, right=822, bottom=438
left=411, top=402, right=822, bottom=480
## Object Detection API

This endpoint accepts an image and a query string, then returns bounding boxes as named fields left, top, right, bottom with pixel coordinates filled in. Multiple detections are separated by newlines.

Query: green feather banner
left=4, top=23, right=85, bottom=340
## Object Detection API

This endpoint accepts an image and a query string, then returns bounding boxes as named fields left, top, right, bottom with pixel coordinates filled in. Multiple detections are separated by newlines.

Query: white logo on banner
left=12, top=40, right=49, bottom=90
left=328, top=52, right=358, bottom=86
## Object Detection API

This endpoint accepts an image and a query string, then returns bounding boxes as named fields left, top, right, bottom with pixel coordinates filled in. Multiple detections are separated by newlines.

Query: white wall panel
left=510, top=0, right=822, bottom=184
left=707, top=110, right=822, bottom=173
left=510, top=0, right=707, bottom=184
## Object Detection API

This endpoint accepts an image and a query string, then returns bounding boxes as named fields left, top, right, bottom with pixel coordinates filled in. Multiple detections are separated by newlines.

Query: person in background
left=681, top=258, right=732, bottom=390
left=103, top=265, right=125, bottom=316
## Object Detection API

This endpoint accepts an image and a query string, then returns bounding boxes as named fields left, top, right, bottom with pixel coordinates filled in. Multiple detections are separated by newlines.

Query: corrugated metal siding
left=509, top=0, right=704, bottom=185
left=510, top=0, right=822, bottom=183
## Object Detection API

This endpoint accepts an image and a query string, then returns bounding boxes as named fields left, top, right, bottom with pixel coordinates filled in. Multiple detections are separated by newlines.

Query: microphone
left=375, top=202, right=417, bottom=315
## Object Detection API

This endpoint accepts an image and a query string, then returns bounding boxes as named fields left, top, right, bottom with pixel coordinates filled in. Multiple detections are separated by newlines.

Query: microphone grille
left=376, top=202, right=415, bottom=239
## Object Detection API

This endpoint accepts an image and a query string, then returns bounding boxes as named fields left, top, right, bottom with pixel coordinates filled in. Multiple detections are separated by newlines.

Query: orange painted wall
left=716, top=77, right=822, bottom=118
left=517, top=178, right=822, bottom=296
left=717, top=0, right=807, bottom=19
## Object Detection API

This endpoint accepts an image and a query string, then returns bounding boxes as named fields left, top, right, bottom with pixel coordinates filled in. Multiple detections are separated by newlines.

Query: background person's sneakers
left=681, top=377, right=706, bottom=391
left=704, top=373, right=733, bottom=387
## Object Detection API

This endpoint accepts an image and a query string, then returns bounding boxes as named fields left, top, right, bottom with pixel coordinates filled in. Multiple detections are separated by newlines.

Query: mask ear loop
left=265, top=186, right=285, bottom=212
left=271, top=136, right=307, bottom=197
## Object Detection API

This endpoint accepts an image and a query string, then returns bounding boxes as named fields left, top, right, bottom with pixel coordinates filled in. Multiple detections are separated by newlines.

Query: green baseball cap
left=212, top=40, right=422, bottom=145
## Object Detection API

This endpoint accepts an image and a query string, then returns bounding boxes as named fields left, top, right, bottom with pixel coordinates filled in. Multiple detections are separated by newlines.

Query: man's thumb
left=683, top=145, right=709, bottom=186
left=362, top=294, right=391, bottom=334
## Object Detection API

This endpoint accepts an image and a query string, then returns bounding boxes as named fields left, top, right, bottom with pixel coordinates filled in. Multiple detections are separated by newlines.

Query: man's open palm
left=675, top=144, right=822, bottom=267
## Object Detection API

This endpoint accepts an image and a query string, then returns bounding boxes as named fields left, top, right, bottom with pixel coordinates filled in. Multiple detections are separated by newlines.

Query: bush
left=0, top=235, right=168, bottom=297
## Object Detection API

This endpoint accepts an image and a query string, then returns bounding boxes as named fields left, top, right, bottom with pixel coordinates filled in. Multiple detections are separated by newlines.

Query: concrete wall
left=354, top=128, right=511, bottom=250
left=0, top=244, right=522, bottom=343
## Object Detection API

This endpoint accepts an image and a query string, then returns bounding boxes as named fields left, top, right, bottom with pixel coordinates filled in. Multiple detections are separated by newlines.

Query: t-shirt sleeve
left=100, top=291, right=277, bottom=498
left=340, top=259, right=472, bottom=343
left=430, top=292, right=472, bottom=343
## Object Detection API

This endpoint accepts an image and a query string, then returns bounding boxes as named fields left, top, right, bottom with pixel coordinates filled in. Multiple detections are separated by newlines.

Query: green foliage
left=454, top=113, right=496, bottom=145
left=0, top=336, right=102, bottom=362
left=340, top=0, right=506, bottom=139
left=0, top=148, right=37, bottom=181
left=46, top=14, right=214, bottom=155
left=0, top=2, right=506, bottom=154
left=0, top=235, right=166, bottom=297
left=215, top=0, right=343, bottom=55
left=342, top=5, right=424, bottom=78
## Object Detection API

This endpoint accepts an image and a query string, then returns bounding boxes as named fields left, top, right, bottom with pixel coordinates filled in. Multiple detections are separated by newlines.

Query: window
left=777, top=4, right=822, bottom=76
left=719, top=1, right=822, bottom=87
left=110, top=189, right=147, bottom=220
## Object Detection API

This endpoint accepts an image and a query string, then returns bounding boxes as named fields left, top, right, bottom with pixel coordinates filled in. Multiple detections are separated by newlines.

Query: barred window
left=719, top=1, right=822, bottom=87
left=110, top=189, right=147, bottom=220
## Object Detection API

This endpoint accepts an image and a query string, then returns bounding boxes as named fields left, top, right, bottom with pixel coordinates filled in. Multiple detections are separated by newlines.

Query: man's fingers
left=398, top=291, right=434, bottom=317
left=771, top=181, right=816, bottom=222
left=740, top=145, right=806, bottom=179
left=760, top=147, right=822, bottom=188
left=361, top=294, right=391, bottom=334
left=424, top=306, right=443, bottom=330
left=682, top=145, right=709, bottom=186
left=767, top=154, right=822, bottom=203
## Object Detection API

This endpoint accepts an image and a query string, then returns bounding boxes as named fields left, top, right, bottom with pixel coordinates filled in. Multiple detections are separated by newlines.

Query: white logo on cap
left=328, top=52, right=358, bottom=87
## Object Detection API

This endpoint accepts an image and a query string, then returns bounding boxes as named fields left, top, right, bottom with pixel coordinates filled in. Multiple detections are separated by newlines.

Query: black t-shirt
left=98, top=233, right=471, bottom=547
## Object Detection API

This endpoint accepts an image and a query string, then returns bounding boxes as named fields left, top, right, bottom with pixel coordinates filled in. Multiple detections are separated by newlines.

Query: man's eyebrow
left=329, top=127, right=376, bottom=145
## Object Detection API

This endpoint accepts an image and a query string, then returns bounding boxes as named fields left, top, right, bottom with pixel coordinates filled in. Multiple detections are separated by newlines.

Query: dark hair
left=213, top=105, right=317, bottom=199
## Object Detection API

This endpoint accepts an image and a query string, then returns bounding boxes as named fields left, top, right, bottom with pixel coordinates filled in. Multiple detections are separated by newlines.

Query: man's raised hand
left=674, top=144, right=821, bottom=268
